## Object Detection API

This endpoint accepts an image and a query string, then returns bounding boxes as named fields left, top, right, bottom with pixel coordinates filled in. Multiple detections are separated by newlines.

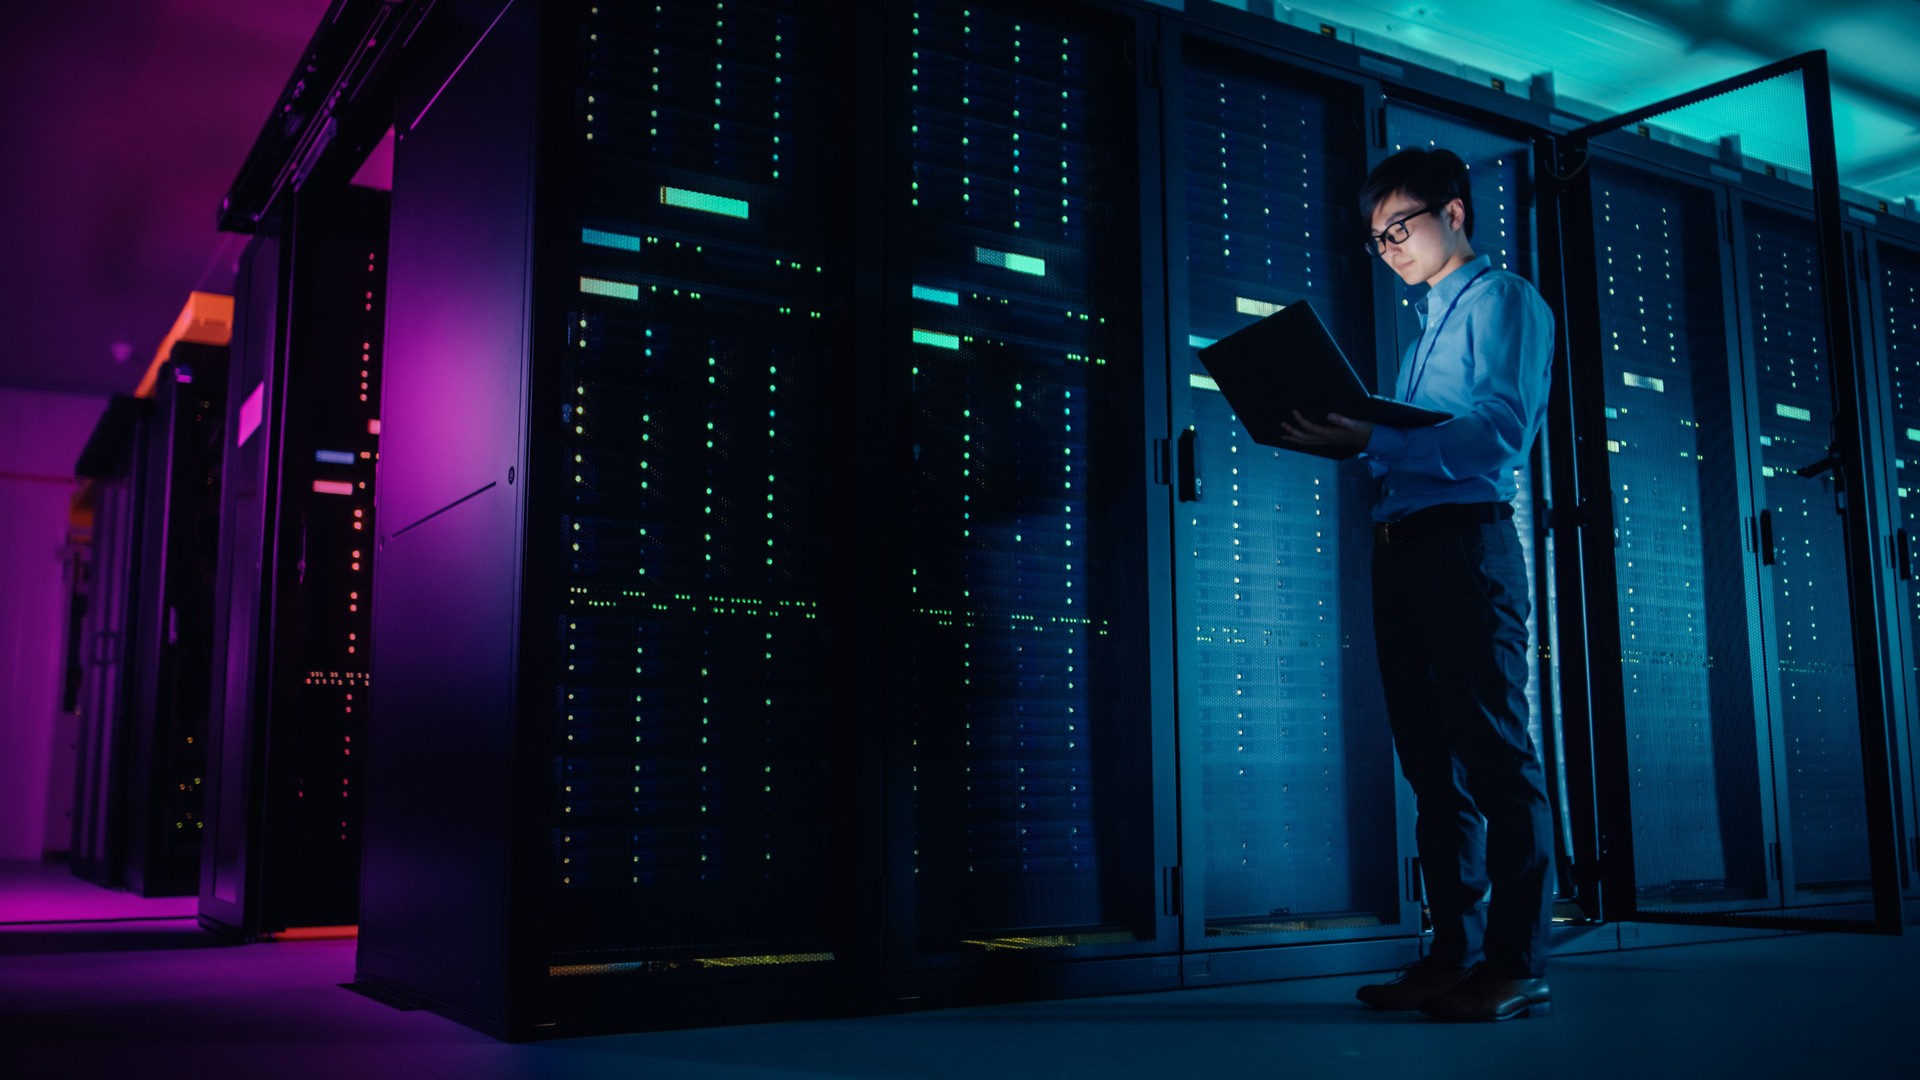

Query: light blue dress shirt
left=1362, top=254, right=1556, bottom=523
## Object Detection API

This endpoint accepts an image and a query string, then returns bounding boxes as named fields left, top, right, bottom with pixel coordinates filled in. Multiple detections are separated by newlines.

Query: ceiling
left=2, top=0, right=1915, bottom=398
left=1270, top=0, right=1920, bottom=197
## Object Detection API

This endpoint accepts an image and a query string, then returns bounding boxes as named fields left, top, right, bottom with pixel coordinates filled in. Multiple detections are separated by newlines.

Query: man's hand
left=1279, top=409, right=1373, bottom=452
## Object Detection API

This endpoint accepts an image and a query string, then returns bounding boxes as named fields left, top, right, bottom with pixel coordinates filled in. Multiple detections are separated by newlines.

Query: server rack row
left=332, top=0, right=1918, bottom=1037
left=1545, top=58, right=1913, bottom=932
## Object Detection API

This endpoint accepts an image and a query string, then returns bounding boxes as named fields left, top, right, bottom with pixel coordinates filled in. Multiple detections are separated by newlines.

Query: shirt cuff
left=1363, top=423, right=1408, bottom=460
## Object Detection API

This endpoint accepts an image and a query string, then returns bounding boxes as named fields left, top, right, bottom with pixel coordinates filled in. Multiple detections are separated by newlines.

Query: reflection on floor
left=0, top=860, right=1909, bottom=1079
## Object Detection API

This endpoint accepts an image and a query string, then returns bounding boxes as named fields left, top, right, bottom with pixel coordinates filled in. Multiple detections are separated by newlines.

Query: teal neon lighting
left=580, top=276, right=639, bottom=300
left=913, top=285, right=960, bottom=306
left=1189, top=373, right=1221, bottom=392
left=1907, top=427, right=1920, bottom=442
left=662, top=186, right=750, bottom=219
left=1776, top=403, right=1812, bottom=422
left=913, top=329, right=960, bottom=350
left=582, top=228, right=641, bottom=250
left=1188, top=334, right=1217, bottom=349
left=975, top=246, right=1046, bottom=276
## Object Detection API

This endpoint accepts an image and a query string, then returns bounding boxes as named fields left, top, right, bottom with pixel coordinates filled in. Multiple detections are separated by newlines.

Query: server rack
left=1157, top=29, right=1413, bottom=982
left=1858, top=216, right=1920, bottom=917
left=880, top=0, right=1178, bottom=1001
left=120, top=343, right=228, bottom=896
left=360, top=0, right=876, bottom=1036
left=70, top=395, right=148, bottom=887
left=199, top=185, right=388, bottom=936
left=66, top=347, right=227, bottom=897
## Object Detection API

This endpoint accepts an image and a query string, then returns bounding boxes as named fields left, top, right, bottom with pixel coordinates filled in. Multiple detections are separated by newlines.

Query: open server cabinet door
left=1544, top=51, right=1904, bottom=934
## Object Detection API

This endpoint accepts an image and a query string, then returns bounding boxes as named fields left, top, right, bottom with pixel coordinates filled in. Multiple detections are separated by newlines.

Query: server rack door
left=1380, top=101, right=1575, bottom=905
left=1559, top=55, right=1902, bottom=932
left=1163, top=36, right=1409, bottom=961
left=884, top=0, right=1171, bottom=981
left=530, top=0, right=871, bottom=1010
left=1582, top=155, right=1781, bottom=919
left=1728, top=198, right=1877, bottom=918
left=1862, top=233, right=1920, bottom=902
left=201, top=229, right=287, bottom=934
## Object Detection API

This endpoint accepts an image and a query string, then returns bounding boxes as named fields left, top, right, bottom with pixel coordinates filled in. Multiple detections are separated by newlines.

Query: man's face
left=1369, top=189, right=1460, bottom=287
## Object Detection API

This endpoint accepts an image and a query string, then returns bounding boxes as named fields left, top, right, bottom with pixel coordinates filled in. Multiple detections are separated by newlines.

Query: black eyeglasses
left=1364, top=205, right=1439, bottom=257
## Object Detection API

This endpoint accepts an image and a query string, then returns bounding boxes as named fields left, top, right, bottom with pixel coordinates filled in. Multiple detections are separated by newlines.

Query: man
left=1280, top=147, right=1557, bottom=1022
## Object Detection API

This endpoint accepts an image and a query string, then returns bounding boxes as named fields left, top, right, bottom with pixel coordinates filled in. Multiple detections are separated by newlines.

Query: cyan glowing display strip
left=237, top=381, right=265, bottom=448
left=1623, top=372, right=1666, bottom=393
left=1909, top=427, right=1920, bottom=442
left=975, top=246, right=1046, bottom=276
left=312, top=480, right=355, bottom=496
left=1188, top=334, right=1217, bottom=349
left=582, top=227, right=641, bottom=251
left=661, top=186, right=749, bottom=219
left=1776, top=403, right=1813, bottom=422
left=913, top=328, right=961, bottom=349
left=913, top=285, right=961, bottom=305
left=1236, top=296, right=1286, bottom=317
left=1190, top=373, right=1221, bottom=392
left=315, top=449, right=357, bottom=465
left=580, top=276, right=639, bottom=300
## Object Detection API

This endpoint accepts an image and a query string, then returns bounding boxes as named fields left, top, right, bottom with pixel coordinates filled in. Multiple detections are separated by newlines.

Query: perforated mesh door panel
left=1591, top=159, right=1773, bottom=913
left=1743, top=203, right=1872, bottom=902
left=1180, top=44, right=1397, bottom=937
left=550, top=0, right=854, bottom=959
left=897, top=0, right=1157, bottom=950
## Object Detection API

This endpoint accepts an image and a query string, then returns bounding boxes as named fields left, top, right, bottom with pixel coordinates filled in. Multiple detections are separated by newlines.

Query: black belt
left=1375, top=502, right=1513, bottom=549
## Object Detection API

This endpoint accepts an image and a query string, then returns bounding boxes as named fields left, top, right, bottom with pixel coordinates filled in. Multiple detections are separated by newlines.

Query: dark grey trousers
left=1371, top=510, right=1555, bottom=978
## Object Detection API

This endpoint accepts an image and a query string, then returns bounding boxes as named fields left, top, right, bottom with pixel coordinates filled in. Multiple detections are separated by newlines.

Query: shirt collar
left=1422, top=254, right=1493, bottom=311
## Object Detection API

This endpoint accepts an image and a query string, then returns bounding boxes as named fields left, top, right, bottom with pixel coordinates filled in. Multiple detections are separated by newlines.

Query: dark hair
left=1360, top=147, right=1474, bottom=240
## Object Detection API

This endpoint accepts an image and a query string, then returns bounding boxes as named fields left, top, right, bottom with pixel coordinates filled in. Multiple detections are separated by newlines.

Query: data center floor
left=0, top=862, right=1908, bottom=1079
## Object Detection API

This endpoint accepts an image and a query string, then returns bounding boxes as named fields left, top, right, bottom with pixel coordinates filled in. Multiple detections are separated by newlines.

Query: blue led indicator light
left=582, top=228, right=641, bottom=251
left=912, top=285, right=961, bottom=306
left=314, top=449, right=356, bottom=465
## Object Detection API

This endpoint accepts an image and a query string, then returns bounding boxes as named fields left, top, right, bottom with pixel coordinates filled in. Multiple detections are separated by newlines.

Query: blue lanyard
left=1404, top=266, right=1492, bottom=404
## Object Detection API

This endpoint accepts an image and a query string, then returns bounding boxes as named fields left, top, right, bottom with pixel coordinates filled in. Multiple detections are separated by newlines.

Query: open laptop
left=1195, top=300, right=1450, bottom=460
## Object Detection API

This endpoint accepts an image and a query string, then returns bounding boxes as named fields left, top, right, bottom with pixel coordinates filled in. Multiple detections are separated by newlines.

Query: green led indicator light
left=579, top=276, right=638, bottom=300
left=661, top=186, right=750, bottom=219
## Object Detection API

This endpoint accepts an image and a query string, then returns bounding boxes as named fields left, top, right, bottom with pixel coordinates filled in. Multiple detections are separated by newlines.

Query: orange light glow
left=135, top=292, right=233, bottom=399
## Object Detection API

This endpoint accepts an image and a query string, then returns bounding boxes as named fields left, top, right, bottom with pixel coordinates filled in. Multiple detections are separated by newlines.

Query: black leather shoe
left=1417, top=966, right=1552, bottom=1021
left=1355, top=958, right=1474, bottom=1010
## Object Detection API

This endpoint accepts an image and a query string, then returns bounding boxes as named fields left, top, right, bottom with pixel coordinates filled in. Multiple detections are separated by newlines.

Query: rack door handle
left=1899, top=528, right=1914, bottom=583
left=1176, top=427, right=1198, bottom=503
left=1759, top=510, right=1775, bottom=566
